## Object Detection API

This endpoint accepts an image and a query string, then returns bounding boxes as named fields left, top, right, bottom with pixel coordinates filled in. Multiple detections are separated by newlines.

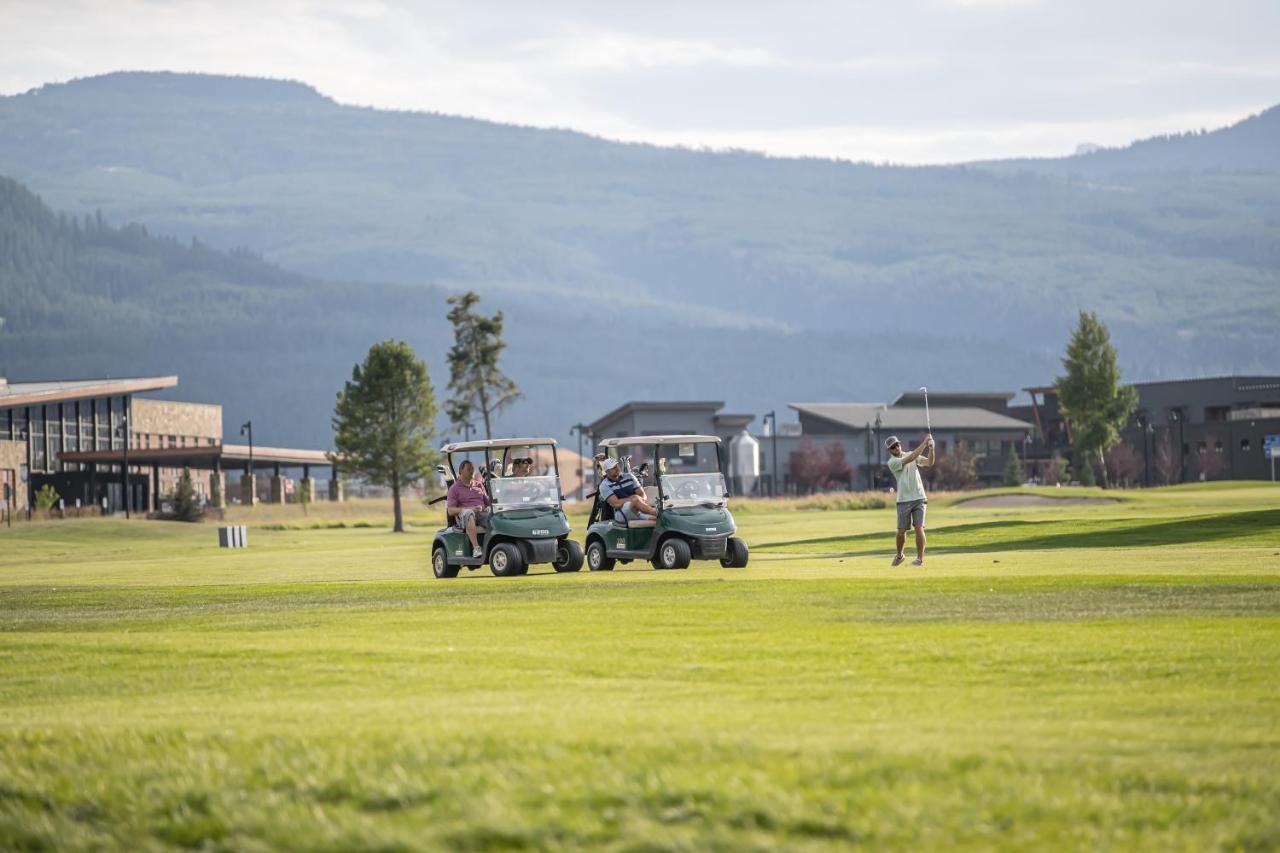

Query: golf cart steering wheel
left=672, top=479, right=703, bottom=500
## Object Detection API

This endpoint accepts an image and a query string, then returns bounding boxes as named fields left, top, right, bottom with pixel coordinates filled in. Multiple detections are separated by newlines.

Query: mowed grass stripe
left=1, top=483, right=1278, bottom=849
left=757, top=508, right=1280, bottom=554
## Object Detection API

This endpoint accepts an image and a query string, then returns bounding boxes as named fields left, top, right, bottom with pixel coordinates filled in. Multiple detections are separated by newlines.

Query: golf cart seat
left=623, top=517, right=657, bottom=529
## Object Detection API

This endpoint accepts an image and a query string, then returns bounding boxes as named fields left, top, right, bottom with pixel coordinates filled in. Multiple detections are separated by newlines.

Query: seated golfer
left=599, top=457, right=658, bottom=522
left=885, top=433, right=935, bottom=567
left=447, top=459, right=490, bottom=559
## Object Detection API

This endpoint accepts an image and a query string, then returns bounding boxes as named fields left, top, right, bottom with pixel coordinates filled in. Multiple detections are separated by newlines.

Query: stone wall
left=131, top=399, right=222, bottom=442
left=0, top=439, right=26, bottom=509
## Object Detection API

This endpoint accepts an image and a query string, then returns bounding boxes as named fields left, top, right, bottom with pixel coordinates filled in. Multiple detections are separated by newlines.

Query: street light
left=462, top=422, right=475, bottom=443
left=864, top=422, right=873, bottom=491
left=874, top=410, right=883, bottom=490
left=118, top=408, right=131, bottom=519
left=1137, top=413, right=1154, bottom=488
left=240, top=420, right=254, bottom=505
left=1167, top=409, right=1184, bottom=484
left=764, top=410, right=779, bottom=497
left=570, top=422, right=590, bottom=501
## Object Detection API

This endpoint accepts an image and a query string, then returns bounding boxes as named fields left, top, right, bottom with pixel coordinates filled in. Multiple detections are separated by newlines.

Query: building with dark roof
left=1019, top=375, right=1280, bottom=484
left=585, top=395, right=1034, bottom=494
left=0, top=375, right=338, bottom=517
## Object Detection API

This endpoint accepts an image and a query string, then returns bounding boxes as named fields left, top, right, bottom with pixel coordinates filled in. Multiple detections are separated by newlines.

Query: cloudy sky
left=2, top=0, right=1278, bottom=163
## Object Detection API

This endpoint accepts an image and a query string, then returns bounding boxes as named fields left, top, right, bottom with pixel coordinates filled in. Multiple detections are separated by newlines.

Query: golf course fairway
left=2, top=483, right=1278, bottom=849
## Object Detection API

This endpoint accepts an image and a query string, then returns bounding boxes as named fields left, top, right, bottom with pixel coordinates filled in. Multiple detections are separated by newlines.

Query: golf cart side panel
left=438, top=528, right=472, bottom=561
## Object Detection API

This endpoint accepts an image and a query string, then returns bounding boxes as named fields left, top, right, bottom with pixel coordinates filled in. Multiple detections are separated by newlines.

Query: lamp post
left=570, top=422, right=590, bottom=500
left=462, top=422, right=475, bottom=443
left=1144, top=419, right=1155, bottom=488
left=119, top=408, right=130, bottom=519
left=874, top=410, right=883, bottom=490
left=764, top=410, right=779, bottom=497
left=864, top=422, right=873, bottom=491
left=1167, top=409, right=1184, bottom=484
left=240, top=420, right=253, bottom=505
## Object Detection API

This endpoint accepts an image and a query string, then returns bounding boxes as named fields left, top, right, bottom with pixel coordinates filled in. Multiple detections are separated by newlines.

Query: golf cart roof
left=598, top=434, right=722, bottom=448
left=441, top=437, right=557, bottom=453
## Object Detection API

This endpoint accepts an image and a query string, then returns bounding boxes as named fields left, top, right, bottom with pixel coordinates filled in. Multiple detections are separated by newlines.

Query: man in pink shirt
left=447, top=459, right=490, bottom=558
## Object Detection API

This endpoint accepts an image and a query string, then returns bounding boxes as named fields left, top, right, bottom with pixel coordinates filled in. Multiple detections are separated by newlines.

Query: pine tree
left=1003, top=450, right=1025, bottom=487
left=332, top=340, right=438, bottom=532
left=444, top=292, right=520, bottom=440
left=1055, top=312, right=1138, bottom=488
left=171, top=467, right=201, bottom=522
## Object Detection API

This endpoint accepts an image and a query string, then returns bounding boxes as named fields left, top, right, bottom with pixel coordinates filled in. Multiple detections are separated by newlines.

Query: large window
left=80, top=404, right=93, bottom=452
left=14, top=408, right=27, bottom=441
left=109, top=398, right=123, bottom=450
left=95, top=399, right=109, bottom=448
left=31, top=407, right=45, bottom=471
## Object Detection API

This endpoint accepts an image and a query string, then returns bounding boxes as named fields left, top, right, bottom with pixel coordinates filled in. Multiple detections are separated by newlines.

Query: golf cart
left=429, top=438, right=584, bottom=578
left=583, top=435, right=749, bottom=571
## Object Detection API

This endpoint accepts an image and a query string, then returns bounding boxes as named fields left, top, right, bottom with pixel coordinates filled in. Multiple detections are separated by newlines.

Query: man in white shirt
left=885, top=433, right=934, bottom=567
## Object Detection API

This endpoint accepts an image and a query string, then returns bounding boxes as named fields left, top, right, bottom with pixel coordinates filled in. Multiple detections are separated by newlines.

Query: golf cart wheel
left=654, top=538, right=691, bottom=570
left=586, top=539, right=615, bottom=572
left=489, top=543, right=526, bottom=578
left=721, top=537, right=749, bottom=569
left=432, top=546, right=459, bottom=579
left=554, top=539, right=585, bottom=573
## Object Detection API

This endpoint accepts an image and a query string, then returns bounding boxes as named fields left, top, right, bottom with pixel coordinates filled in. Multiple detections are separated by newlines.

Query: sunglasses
left=513, top=457, right=533, bottom=465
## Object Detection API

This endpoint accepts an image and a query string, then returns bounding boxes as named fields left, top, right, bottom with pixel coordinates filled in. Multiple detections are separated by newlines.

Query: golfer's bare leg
left=914, top=524, right=926, bottom=561
left=465, top=514, right=479, bottom=549
left=629, top=496, right=658, bottom=516
left=895, top=529, right=906, bottom=557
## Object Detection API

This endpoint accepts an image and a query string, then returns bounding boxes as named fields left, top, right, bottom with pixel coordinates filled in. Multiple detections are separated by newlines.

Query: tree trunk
left=479, top=386, right=492, bottom=440
left=392, top=478, right=404, bottom=533
left=1097, top=449, right=1109, bottom=489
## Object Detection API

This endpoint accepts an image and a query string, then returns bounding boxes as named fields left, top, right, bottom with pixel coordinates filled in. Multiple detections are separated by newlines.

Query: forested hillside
left=1, top=176, right=1050, bottom=446
left=1, top=72, right=1277, bottom=442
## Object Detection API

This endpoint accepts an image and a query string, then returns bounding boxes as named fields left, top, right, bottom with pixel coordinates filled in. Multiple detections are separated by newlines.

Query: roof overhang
left=59, top=443, right=335, bottom=470
left=598, top=434, right=722, bottom=447
left=441, top=437, right=557, bottom=453
left=0, top=376, right=179, bottom=408
left=587, top=400, right=724, bottom=434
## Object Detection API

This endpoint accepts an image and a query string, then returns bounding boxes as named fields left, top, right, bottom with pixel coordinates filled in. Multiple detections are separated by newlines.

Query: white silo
left=728, top=429, right=760, bottom=496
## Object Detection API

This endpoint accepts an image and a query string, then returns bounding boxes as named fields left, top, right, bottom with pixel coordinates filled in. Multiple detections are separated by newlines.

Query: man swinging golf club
left=885, top=432, right=934, bottom=566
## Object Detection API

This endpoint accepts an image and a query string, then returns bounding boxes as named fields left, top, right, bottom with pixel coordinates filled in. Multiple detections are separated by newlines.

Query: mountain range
left=1, top=71, right=1277, bottom=447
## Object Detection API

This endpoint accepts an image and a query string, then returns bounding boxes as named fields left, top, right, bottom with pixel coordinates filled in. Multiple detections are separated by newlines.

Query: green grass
left=2, top=484, right=1279, bottom=849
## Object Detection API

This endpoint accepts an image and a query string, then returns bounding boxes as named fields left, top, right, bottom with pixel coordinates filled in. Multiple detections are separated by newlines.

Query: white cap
left=884, top=435, right=901, bottom=450
left=601, top=457, right=619, bottom=472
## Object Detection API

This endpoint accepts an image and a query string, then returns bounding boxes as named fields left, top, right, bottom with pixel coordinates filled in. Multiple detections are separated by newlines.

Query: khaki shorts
left=456, top=507, right=490, bottom=529
left=896, top=499, right=926, bottom=530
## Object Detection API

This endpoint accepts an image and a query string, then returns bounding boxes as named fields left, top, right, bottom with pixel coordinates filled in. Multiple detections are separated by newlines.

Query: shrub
left=34, top=484, right=60, bottom=511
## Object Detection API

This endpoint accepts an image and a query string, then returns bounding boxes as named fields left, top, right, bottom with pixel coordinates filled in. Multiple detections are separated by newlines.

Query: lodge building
left=0, top=375, right=338, bottom=516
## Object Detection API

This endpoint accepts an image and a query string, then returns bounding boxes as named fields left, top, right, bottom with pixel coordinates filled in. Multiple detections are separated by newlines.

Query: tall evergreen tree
left=171, top=467, right=201, bottom=522
left=1003, top=450, right=1026, bottom=487
left=444, top=291, right=520, bottom=440
left=332, top=340, right=438, bottom=532
left=1055, top=312, right=1138, bottom=488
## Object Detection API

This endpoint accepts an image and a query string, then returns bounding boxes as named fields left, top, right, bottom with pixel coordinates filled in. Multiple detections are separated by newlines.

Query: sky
left=2, top=0, right=1278, bottom=164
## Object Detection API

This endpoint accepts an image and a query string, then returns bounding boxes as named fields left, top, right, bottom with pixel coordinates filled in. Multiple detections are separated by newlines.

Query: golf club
left=920, top=386, right=934, bottom=448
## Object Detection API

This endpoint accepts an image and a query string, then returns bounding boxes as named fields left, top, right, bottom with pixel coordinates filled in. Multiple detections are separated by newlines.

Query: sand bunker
left=957, top=494, right=1118, bottom=508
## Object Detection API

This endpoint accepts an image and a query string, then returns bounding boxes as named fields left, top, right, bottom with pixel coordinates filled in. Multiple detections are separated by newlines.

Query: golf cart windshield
left=490, top=475, right=561, bottom=512
left=656, top=441, right=727, bottom=508
left=489, top=444, right=562, bottom=512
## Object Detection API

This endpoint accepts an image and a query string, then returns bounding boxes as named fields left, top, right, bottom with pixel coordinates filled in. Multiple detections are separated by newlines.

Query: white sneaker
left=472, top=545, right=484, bottom=559
left=911, top=558, right=924, bottom=567
left=891, top=555, right=905, bottom=567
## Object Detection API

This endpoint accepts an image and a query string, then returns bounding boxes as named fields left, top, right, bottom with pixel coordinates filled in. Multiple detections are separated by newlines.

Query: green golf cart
left=430, top=437, right=584, bottom=578
left=583, top=435, right=749, bottom=571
